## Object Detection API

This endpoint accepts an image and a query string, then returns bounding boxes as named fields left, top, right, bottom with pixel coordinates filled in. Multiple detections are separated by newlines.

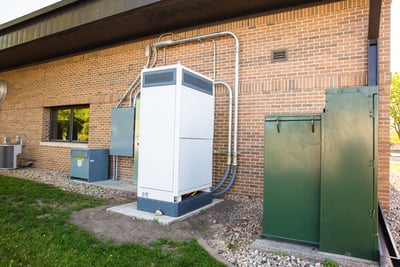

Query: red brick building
left=0, top=0, right=392, bottom=207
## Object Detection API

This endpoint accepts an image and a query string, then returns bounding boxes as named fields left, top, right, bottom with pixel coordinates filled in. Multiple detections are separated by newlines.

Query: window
left=50, top=105, right=89, bottom=142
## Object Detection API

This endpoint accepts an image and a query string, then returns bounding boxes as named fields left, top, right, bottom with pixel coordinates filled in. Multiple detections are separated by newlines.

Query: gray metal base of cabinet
left=137, top=192, right=212, bottom=217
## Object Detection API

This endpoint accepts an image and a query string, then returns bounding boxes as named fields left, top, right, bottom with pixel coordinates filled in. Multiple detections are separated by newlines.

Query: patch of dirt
left=70, top=204, right=194, bottom=244
left=69, top=196, right=263, bottom=251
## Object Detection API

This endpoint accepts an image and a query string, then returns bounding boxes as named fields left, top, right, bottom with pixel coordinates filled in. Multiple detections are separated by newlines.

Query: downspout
left=153, top=31, right=240, bottom=195
left=367, top=0, right=380, bottom=86
left=367, top=0, right=381, bottom=255
left=368, top=39, right=379, bottom=86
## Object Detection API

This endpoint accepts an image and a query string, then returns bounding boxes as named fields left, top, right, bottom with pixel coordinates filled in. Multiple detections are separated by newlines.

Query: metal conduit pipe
left=211, top=39, right=216, bottom=80
left=129, top=82, right=141, bottom=107
left=212, top=166, right=237, bottom=197
left=115, top=156, right=119, bottom=181
left=112, top=156, right=115, bottom=180
left=116, top=48, right=152, bottom=108
left=113, top=74, right=140, bottom=180
left=115, top=74, right=141, bottom=108
left=215, top=81, right=233, bottom=164
left=211, top=81, right=233, bottom=193
left=133, top=90, right=140, bottom=107
left=113, top=48, right=153, bottom=180
left=131, top=46, right=159, bottom=107
left=153, top=31, right=240, bottom=196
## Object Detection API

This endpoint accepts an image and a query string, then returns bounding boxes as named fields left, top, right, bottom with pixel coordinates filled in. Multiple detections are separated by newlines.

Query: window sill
left=40, top=142, right=89, bottom=148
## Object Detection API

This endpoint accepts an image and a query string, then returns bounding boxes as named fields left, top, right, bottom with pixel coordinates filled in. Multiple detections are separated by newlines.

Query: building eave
left=0, top=0, right=371, bottom=71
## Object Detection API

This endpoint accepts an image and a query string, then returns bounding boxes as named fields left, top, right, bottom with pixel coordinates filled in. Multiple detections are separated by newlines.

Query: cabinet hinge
left=369, top=209, right=375, bottom=218
left=369, top=160, right=376, bottom=168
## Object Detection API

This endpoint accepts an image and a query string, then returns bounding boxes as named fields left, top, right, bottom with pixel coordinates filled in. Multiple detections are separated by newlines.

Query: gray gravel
left=0, top=168, right=135, bottom=202
left=384, top=169, right=400, bottom=254
left=1, top=167, right=399, bottom=266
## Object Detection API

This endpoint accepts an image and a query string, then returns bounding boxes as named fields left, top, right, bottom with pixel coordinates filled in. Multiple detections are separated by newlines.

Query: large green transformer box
left=320, top=87, right=378, bottom=260
left=263, top=86, right=378, bottom=261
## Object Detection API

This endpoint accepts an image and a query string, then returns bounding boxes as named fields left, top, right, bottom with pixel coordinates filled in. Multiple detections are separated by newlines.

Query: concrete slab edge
left=196, top=236, right=234, bottom=267
left=107, top=199, right=223, bottom=225
left=251, top=239, right=379, bottom=267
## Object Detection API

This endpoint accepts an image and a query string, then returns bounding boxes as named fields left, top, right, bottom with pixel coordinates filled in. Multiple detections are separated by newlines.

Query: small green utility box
left=263, top=115, right=321, bottom=245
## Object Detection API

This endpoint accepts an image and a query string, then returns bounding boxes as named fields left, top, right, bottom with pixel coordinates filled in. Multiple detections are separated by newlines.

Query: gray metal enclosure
left=70, top=148, right=109, bottom=182
left=110, top=107, right=135, bottom=157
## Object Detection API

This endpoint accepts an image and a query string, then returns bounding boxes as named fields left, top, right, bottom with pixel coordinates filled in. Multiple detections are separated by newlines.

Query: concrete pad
left=92, top=180, right=136, bottom=193
left=107, top=199, right=223, bottom=225
left=69, top=179, right=137, bottom=193
left=251, top=239, right=379, bottom=267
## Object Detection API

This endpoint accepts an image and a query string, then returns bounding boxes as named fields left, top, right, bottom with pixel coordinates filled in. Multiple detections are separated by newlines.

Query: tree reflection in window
left=50, top=106, right=89, bottom=142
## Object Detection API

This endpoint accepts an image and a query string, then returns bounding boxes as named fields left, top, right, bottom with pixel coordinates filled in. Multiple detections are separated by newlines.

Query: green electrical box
left=262, top=86, right=378, bottom=261
left=263, top=115, right=321, bottom=245
left=320, top=87, right=378, bottom=261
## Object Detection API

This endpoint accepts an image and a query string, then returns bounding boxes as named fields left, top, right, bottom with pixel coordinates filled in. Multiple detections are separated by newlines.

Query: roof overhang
left=0, top=0, right=380, bottom=71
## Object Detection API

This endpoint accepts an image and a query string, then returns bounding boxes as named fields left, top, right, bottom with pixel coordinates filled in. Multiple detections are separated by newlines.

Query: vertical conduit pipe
left=113, top=50, right=152, bottom=181
left=115, top=157, right=119, bottom=181
left=153, top=31, right=239, bottom=195
left=211, top=81, right=232, bottom=192
left=131, top=46, right=159, bottom=107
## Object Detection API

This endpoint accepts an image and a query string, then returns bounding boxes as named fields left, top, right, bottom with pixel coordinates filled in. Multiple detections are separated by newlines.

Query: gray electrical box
left=110, top=107, right=135, bottom=156
left=70, top=148, right=109, bottom=182
left=0, top=145, right=14, bottom=168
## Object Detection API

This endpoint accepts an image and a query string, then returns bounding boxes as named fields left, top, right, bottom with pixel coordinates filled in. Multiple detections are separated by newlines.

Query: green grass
left=0, top=176, right=225, bottom=267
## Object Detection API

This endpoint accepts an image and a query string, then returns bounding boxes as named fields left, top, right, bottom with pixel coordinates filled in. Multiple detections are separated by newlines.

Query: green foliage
left=391, top=130, right=400, bottom=143
left=0, top=176, right=224, bottom=267
left=390, top=72, right=400, bottom=140
left=74, top=107, right=89, bottom=141
left=54, top=107, right=89, bottom=141
left=322, top=258, right=339, bottom=267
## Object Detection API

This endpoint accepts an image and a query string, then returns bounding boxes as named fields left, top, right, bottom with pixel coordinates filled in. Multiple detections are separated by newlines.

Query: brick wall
left=0, top=0, right=391, bottom=207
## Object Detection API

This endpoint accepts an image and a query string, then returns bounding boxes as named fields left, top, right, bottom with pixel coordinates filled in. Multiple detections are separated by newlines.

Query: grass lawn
left=0, top=176, right=225, bottom=267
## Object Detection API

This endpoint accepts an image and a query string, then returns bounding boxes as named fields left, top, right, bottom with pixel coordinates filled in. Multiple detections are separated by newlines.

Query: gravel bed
left=1, top=167, right=399, bottom=266
left=0, top=168, right=135, bottom=202
left=384, top=169, right=400, bottom=253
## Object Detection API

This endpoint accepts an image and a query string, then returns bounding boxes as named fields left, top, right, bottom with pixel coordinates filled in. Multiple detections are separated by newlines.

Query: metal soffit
left=0, top=0, right=380, bottom=71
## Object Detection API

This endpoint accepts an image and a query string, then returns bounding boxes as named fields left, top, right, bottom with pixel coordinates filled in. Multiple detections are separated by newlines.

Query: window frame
left=49, top=105, right=90, bottom=143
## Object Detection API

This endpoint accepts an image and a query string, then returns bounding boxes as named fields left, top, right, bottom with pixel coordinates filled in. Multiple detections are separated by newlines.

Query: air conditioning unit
left=0, top=144, right=22, bottom=169
left=137, top=64, right=214, bottom=217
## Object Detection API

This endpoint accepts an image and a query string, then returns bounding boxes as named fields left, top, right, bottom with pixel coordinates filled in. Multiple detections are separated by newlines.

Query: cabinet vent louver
left=271, top=49, right=288, bottom=62
left=142, top=68, right=176, bottom=87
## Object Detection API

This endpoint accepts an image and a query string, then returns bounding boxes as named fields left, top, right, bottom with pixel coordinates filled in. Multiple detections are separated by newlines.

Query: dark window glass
left=50, top=106, right=89, bottom=142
